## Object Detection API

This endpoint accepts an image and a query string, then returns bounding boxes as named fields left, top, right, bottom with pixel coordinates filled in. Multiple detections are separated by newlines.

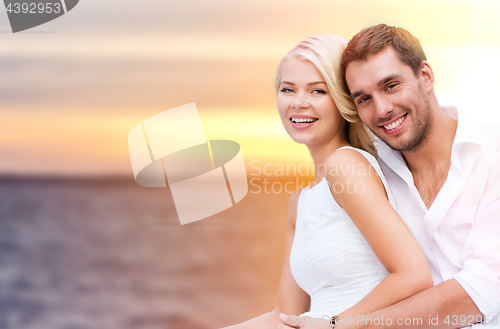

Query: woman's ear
left=419, top=61, right=434, bottom=93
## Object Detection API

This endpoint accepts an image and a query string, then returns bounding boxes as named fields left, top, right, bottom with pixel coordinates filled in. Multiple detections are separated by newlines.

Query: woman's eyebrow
left=307, top=81, right=326, bottom=86
left=280, top=81, right=326, bottom=86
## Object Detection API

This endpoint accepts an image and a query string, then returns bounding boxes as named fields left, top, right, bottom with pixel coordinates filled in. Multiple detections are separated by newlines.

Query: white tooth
left=292, top=117, right=317, bottom=124
left=384, top=117, right=405, bottom=130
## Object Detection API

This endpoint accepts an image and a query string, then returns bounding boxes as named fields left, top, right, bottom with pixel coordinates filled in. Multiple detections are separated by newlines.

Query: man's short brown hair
left=341, top=24, right=427, bottom=93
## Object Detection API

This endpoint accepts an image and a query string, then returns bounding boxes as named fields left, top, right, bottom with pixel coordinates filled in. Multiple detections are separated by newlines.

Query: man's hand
left=278, top=313, right=331, bottom=329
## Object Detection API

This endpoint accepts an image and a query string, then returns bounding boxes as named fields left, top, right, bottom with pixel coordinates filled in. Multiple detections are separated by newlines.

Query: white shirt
left=377, top=107, right=500, bottom=327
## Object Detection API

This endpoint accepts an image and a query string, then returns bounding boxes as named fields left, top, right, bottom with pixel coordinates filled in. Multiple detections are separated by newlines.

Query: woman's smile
left=290, top=114, right=319, bottom=129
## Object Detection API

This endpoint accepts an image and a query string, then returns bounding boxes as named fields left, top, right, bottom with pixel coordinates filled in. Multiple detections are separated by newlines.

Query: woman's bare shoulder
left=324, top=148, right=378, bottom=181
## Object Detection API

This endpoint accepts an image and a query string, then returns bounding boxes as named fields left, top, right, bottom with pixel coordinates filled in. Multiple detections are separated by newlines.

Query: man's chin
left=381, top=137, right=423, bottom=152
left=379, top=139, right=399, bottom=151
left=376, top=135, right=407, bottom=152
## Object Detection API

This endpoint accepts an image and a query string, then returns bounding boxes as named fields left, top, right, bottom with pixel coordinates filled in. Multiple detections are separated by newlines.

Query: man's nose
left=372, top=95, right=394, bottom=118
left=291, top=91, right=309, bottom=109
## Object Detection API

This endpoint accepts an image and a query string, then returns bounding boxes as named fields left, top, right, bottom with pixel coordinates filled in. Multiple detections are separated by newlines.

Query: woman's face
left=277, top=57, right=345, bottom=146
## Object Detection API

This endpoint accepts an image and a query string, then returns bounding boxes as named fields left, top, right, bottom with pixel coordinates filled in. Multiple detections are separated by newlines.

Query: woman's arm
left=220, top=191, right=311, bottom=328
left=325, top=149, right=434, bottom=321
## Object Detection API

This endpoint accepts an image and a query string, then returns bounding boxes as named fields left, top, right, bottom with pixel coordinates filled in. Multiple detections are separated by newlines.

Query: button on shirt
left=377, top=107, right=500, bottom=326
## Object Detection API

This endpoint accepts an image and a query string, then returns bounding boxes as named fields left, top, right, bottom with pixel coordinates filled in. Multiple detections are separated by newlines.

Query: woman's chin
left=289, top=135, right=315, bottom=145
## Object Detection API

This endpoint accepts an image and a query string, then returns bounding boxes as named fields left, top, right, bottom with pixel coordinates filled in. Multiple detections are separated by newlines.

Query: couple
left=223, top=24, right=500, bottom=329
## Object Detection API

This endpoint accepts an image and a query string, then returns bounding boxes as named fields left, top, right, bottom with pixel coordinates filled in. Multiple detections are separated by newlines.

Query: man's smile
left=379, top=114, right=408, bottom=135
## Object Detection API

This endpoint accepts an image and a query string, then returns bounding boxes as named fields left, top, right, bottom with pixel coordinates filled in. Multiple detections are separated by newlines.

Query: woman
left=222, top=35, right=432, bottom=329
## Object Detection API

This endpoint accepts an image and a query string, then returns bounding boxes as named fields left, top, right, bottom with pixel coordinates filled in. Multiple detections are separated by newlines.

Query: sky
left=1, top=0, right=500, bottom=176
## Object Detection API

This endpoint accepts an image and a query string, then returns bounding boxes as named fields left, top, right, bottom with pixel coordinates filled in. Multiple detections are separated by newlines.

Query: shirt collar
left=447, top=106, right=488, bottom=147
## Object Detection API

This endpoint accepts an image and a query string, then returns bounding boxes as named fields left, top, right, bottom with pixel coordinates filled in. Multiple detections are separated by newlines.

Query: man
left=280, top=24, right=500, bottom=328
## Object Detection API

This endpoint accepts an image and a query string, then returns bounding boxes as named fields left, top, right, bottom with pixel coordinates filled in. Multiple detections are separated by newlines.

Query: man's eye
left=386, top=83, right=397, bottom=90
left=312, top=89, right=327, bottom=94
left=358, top=96, right=370, bottom=104
left=280, top=88, right=293, bottom=93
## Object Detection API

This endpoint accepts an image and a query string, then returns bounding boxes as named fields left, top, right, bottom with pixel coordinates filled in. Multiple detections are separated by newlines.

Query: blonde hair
left=274, top=34, right=376, bottom=156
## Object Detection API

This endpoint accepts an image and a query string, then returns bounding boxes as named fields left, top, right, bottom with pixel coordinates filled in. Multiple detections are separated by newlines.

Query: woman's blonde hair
left=274, top=34, right=376, bottom=156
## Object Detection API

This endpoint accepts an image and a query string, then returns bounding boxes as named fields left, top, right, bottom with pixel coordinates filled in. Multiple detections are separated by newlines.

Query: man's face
left=345, top=46, right=433, bottom=152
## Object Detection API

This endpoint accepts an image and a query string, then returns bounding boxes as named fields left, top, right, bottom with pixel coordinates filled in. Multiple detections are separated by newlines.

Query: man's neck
left=402, top=106, right=458, bottom=209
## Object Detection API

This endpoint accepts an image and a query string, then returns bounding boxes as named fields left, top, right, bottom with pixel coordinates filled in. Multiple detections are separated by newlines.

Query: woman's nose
left=291, top=92, right=309, bottom=109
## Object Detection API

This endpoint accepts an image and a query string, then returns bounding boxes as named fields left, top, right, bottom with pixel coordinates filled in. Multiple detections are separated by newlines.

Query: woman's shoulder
left=325, top=146, right=391, bottom=204
left=328, top=145, right=377, bottom=161
left=325, top=146, right=380, bottom=180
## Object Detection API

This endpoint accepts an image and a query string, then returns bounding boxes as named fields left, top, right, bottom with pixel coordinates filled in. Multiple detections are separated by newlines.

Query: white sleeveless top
left=289, top=146, right=396, bottom=319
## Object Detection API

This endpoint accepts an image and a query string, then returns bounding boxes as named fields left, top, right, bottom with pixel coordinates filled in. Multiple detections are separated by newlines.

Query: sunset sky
left=2, top=0, right=500, bottom=176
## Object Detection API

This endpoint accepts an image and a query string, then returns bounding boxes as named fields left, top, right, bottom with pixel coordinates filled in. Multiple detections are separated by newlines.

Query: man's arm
left=337, top=279, right=482, bottom=329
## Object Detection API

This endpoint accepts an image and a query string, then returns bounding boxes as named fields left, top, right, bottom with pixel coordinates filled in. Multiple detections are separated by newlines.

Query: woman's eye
left=280, top=88, right=293, bottom=93
left=312, top=89, right=327, bottom=94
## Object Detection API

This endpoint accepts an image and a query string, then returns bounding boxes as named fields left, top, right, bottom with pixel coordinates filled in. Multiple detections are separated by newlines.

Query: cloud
left=0, top=55, right=278, bottom=111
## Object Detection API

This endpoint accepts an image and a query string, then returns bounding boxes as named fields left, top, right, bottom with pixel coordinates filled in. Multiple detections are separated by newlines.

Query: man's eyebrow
left=351, top=90, right=363, bottom=100
left=378, top=74, right=400, bottom=87
left=350, top=74, right=402, bottom=99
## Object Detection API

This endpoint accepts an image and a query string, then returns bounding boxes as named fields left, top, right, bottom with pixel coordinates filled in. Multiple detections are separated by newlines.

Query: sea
left=0, top=176, right=290, bottom=329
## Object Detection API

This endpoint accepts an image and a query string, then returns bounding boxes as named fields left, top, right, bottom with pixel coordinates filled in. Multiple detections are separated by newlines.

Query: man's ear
left=419, top=61, right=434, bottom=93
